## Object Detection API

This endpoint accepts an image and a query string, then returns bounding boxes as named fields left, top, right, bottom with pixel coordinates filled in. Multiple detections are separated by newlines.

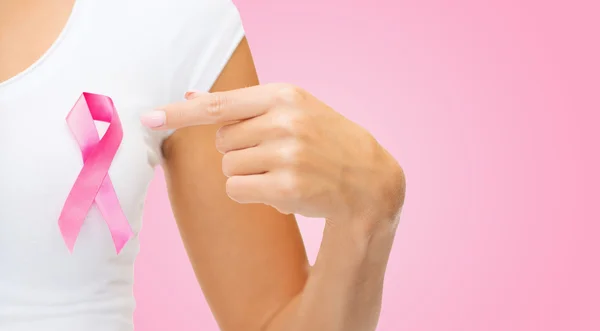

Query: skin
left=0, top=0, right=76, bottom=82
left=2, top=1, right=406, bottom=330
left=154, top=39, right=406, bottom=331
left=161, top=40, right=312, bottom=330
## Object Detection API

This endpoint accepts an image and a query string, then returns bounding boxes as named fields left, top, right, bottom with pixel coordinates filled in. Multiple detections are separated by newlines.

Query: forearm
left=264, top=216, right=399, bottom=331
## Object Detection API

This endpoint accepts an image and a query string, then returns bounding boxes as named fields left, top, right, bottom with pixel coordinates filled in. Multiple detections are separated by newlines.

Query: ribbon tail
left=59, top=171, right=108, bottom=252
left=58, top=215, right=87, bottom=253
left=95, top=175, right=134, bottom=253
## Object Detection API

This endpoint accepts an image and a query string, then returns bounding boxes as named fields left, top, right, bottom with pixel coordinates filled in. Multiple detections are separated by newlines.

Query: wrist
left=371, top=149, right=405, bottom=229
left=321, top=141, right=405, bottom=252
left=313, top=215, right=396, bottom=289
left=322, top=207, right=402, bottom=260
left=344, top=153, right=406, bottom=238
left=324, top=211, right=398, bottom=252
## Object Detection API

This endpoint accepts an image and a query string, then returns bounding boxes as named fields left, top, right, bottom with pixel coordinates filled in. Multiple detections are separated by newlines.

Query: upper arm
left=161, top=38, right=310, bottom=330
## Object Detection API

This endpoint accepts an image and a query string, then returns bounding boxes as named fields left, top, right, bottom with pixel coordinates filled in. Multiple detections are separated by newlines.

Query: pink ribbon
left=59, top=92, right=133, bottom=254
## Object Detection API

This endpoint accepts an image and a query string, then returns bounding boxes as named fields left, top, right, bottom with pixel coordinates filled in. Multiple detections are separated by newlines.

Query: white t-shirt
left=0, top=0, right=244, bottom=330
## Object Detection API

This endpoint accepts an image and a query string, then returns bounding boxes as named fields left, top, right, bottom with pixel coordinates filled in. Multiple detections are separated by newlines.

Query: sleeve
left=147, top=0, right=245, bottom=166
left=185, top=0, right=246, bottom=93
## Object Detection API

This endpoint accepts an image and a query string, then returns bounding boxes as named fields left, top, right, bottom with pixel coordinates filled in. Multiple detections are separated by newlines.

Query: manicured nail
left=140, top=110, right=166, bottom=128
left=185, top=90, right=205, bottom=100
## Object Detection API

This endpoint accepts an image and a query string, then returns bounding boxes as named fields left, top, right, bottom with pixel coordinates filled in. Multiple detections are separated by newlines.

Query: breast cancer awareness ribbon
left=59, top=92, right=133, bottom=254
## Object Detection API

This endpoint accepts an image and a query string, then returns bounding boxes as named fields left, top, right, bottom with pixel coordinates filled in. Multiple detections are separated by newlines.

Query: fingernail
left=185, top=90, right=205, bottom=100
left=140, top=110, right=166, bottom=128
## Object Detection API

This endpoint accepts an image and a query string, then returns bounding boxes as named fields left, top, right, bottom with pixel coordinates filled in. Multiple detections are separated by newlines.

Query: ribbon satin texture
left=59, top=92, right=133, bottom=253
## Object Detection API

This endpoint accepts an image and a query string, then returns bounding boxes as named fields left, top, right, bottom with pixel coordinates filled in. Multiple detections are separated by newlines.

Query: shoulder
left=90, top=0, right=245, bottom=95
left=143, top=0, right=247, bottom=94
left=90, top=0, right=243, bottom=45
left=118, top=0, right=246, bottom=163
left=120, top=0, right=242, bottom=28
left=124, top=0, right=245, bottom=88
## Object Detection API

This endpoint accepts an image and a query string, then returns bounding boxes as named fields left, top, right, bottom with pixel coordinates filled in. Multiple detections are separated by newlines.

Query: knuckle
left=276, top=111, right=306, bottom=136
left=206, top=93, right=228, bottom=117
left=275, top=84, right=305, bottom=105
left=170, top=107, right=188, bottom=125
left=278, top=142, right=304, bottom=166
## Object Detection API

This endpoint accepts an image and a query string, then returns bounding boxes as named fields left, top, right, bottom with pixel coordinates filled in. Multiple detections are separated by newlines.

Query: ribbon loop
left=59, top=92, right=133, bottom=253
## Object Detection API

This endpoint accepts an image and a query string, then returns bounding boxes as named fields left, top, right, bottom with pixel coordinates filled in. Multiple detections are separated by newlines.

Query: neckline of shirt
left=0, top=0, right=84, bottom=91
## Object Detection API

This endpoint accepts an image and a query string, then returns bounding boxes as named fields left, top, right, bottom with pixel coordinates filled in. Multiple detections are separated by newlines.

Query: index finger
left=144, top=84, right=279, bottom=130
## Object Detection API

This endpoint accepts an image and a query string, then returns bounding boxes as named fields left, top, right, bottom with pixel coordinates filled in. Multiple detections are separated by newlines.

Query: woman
left=0, top=0, right=405, bottom=330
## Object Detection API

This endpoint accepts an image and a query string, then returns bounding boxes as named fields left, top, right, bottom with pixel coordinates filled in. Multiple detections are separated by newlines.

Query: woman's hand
left=146, top=79, right=404, bottom=331
left=142, top=83, right=405, bottom=234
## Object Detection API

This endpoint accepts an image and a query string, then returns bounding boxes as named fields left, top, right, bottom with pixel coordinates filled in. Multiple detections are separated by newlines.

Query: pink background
left=135, top=0, right=600, bottom=330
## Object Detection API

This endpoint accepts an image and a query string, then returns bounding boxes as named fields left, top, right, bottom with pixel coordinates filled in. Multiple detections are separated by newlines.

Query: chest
left=0, top=9, right=174, bottom=256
